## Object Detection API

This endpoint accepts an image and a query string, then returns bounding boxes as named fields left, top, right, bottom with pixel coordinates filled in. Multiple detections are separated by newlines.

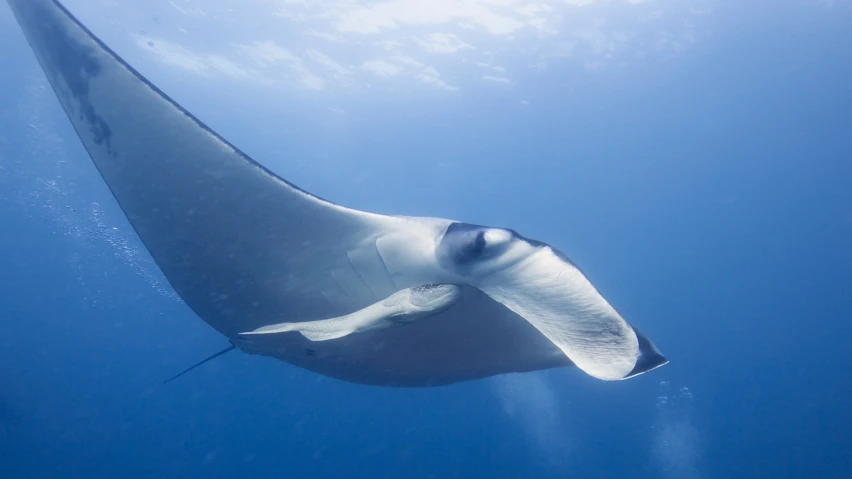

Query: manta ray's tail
left=163, top=345, right=235, bottom=384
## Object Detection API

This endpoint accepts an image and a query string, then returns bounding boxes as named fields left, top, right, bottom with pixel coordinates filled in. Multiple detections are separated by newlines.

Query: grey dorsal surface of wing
left=8, top=0, right=576, bottom=387
left=9, top=0, right=666, bottom=387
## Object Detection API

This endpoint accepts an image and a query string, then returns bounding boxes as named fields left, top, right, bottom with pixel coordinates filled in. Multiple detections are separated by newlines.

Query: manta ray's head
left=435, top=221, right=669, bottom=381
left=435, top=222, right=544, bottom=279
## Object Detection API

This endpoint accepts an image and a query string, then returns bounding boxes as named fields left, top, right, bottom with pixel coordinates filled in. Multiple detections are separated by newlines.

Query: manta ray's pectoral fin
left=240, top=284, right=463, bottom=343
left=240, top=323, right=300, bottom=335
left=240, top=322, right=355, bottom=342
left=300, top=330, right=354, bottom=342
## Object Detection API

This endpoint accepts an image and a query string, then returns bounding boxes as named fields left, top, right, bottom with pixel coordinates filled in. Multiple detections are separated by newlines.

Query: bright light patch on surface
left=79, top=0, right=717, bottom=94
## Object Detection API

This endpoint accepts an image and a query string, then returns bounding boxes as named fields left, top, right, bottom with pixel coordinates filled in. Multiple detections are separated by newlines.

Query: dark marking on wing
left=17, top=0, right=113, bottom=151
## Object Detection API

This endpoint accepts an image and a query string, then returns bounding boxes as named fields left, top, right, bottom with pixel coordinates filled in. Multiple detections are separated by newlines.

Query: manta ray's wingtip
left=622, top=328, right=668, bottom=380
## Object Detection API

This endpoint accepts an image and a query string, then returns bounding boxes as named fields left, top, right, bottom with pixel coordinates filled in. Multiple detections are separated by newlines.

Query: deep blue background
left=1, top=1, right=851, bottom=478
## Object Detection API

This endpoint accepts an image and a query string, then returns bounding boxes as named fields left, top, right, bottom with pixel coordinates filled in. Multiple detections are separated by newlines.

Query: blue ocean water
left=1, top=1, right=850, bottom=478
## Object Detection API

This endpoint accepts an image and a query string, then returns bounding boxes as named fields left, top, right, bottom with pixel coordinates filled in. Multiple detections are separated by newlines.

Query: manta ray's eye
left=471, top=231, right=487, bottom=254
left=437, top=222, right=516, bottom=270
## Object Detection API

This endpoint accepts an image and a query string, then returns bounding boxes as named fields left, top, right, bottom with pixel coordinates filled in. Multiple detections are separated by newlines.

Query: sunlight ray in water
left=652, top=381, right=702, bottom=479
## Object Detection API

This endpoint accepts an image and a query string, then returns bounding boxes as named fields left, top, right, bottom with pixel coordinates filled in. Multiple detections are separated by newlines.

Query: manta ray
left=8, top=0, right=668, bottom=387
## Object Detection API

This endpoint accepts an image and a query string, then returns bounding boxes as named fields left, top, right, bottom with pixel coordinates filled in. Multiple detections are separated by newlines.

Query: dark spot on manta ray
left=305, top=348, right=316, bottom=356
left=23, top=0, right=114, bottom=152
left=147, top=41, right=154, bottom=47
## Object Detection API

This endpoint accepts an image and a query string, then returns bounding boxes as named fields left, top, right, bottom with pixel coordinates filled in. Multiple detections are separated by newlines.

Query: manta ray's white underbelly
left=314, top=220, right=454, bottom=314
